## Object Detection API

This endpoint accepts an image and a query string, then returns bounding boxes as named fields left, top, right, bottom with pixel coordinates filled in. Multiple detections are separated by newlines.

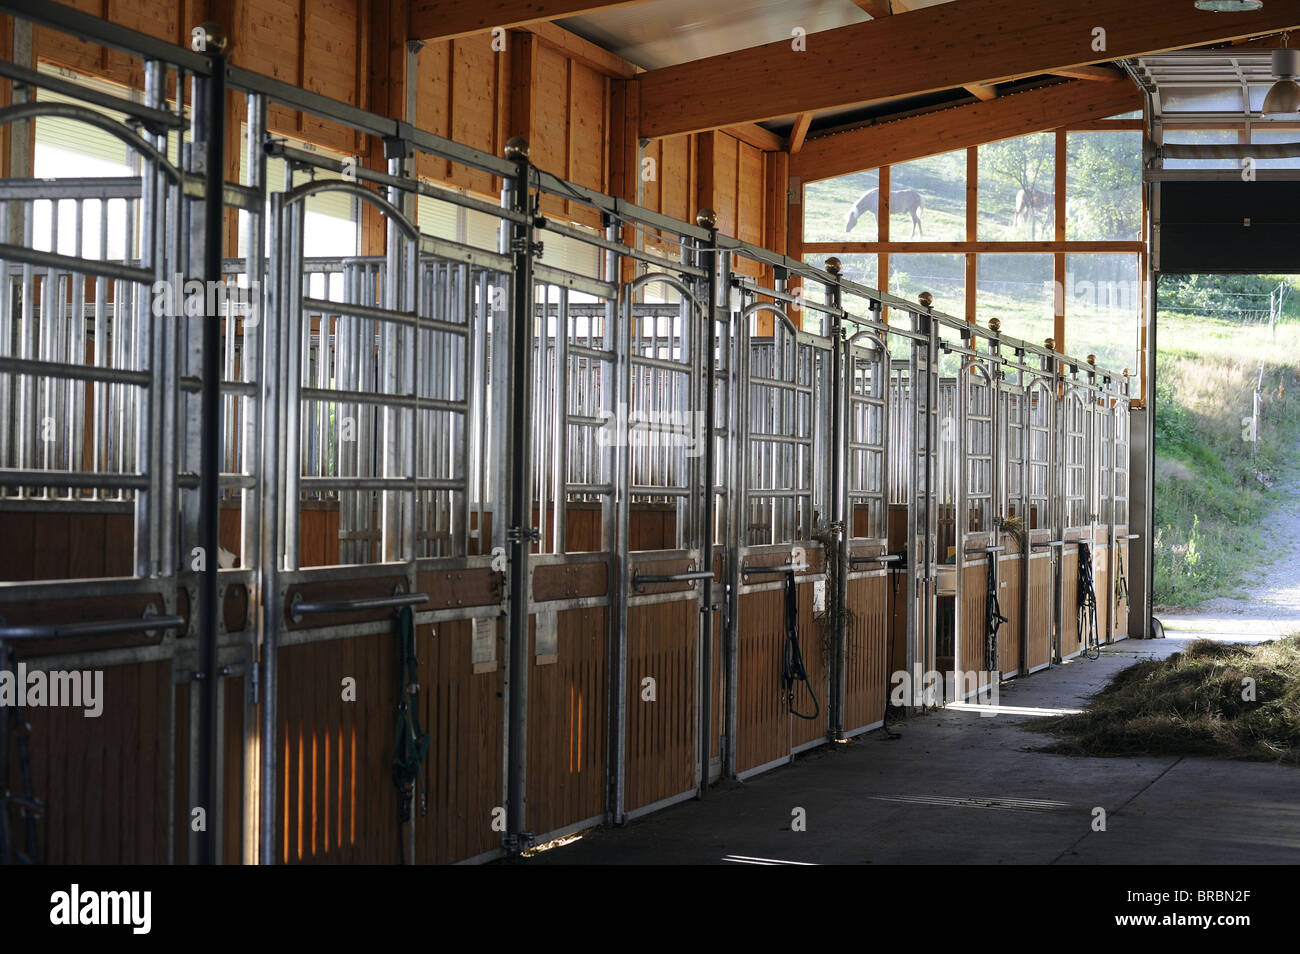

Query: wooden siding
left=844, top=574, right=889, bottom=733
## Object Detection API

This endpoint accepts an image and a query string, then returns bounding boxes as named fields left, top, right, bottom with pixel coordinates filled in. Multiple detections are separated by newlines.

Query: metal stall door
left=998, top=375, right=1027, bottom=678
left=0, top=82, right=189, bottom=863
left=522, top=268, right=618, bottom=841
left=1112, top=395, right=1133, bottom=642
left=1060, top=387, right=1092, bottom=661
left=954, top=353, right=997, bottom=700
left=843, top=332, right=892, bottom=735
left=260, top=179, right=438, bottom=864
left=732, top=296, right=830, bottom=779
left=613, top=271, right=711, bottom=821
left=1024, top=377, right=1057, bottom=672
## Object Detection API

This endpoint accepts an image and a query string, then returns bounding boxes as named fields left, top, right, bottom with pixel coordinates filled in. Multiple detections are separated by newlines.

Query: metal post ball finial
left=696, top=208, right=717, bottom=229
left=918, top=291, right=933, bottom=308
left=1087, top=354, right=1097, bottom=366
left=504, top=137, right=530, bottom=161
left=1045, top=338, right=1055, bottom=351
left=987, top=317, right=1001, bottom=333
left=825, top=257, right=841, bottom=276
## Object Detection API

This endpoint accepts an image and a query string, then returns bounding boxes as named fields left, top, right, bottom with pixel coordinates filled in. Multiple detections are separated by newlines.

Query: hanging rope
left=392, top=606, right=429, bottom=860
left=985, top=551, right=1008, bottom=677
left=782, top=570, right=820, bottom=721
left=1078, top=543, right=1100, bottom=660
left=0, top=642, right=42, bottom=865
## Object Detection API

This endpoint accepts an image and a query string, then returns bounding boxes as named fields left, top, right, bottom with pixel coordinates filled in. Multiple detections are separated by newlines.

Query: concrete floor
left=519, top=633, right=1300, bottom=865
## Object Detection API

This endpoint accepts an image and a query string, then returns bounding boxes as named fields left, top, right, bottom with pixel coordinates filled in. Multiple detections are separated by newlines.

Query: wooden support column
left=1053, top=129, right=1067, bottom=352
left=609, top=77, right=640, bottom=284
left=788, top=171, right=804, bottom=316
left=361, top=0, right=411, bottom=255
left=965, top=146, right=977, bottom=323
left=879, top=165, right=890, bottom=321
left=764, top=149, right=790, bottom=319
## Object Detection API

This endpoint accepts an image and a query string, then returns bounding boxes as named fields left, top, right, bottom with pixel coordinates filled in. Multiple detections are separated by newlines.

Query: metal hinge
left=509, top=236, right=543, bottom=257
left=506, top=525, right=541, bottom=544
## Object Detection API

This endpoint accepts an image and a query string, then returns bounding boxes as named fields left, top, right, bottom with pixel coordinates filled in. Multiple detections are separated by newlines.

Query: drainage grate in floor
left=867, top=793, right=1070, bottom=813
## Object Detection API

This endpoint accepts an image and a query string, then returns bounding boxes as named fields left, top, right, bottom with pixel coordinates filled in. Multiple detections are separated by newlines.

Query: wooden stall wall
left=959, top=562, right=995, bottom=698
left=7, top=657, right=173, bottom=863
left=526, top=607, right=608, bottom=839
left=1093, top=537, right=1110, bottom=645
left=997, top=554, right=1023, bottom=678
left=1060, top=547, right=1081, bottom=659
left=735, top=579, right=827, bottom=776
left=1027, top=553, right=1053, bottom=671
left=1111, top=540, right=1130, bottom=643
left=843, top=574, right=889, bottom=735
left=624, top=598, right=697, bottom=814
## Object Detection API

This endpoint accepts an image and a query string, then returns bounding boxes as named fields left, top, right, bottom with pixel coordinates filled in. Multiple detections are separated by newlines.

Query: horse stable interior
left=0, top=0, right=1297, bottom=867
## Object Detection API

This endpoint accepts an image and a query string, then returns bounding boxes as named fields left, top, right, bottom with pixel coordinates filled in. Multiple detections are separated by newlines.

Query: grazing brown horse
left=1012, top=188, right=1055, bottom=229
left=845, top=188, right=925, bottom=237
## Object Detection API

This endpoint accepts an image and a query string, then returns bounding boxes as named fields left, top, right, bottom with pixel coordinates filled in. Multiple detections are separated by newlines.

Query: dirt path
left=1160, top=471, right=1300, bottom=635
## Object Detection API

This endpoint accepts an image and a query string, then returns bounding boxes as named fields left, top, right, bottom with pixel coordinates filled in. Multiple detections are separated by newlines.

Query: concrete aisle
left=519, top=636, right=1300, bottom=865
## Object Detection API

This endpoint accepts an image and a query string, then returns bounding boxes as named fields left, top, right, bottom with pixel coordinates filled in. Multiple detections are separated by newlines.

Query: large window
left=799, top=116, right=1146, bottom=397
left=889, top=150, right=965, bottom=242
left=1067, top=131, right=1142, bottom=241
left=978, top=134, right=1054, bottom=241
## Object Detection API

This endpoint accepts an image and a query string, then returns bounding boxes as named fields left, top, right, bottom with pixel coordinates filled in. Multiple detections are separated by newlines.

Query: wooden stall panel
left=421, top=618, right=504, bottom=864
left=1027, top=554, right=1053, bottom=671
left=790, top=581, right=829, bottom=750
left=0, top=508, right=134, bottom=581
left=1061, top=547, right=1081, bottom=659
left=997, top=555, right=1023, bottom=677
left=1093, top=546, right=1110, bottom=645
left=1112, top=541, right=1130, bottom=642
left=277, top=635, right=386, bottom=864
left=844, top=574, right=889, bottom=734
left=959, top=562, right=994, bottom=697
left=624, top=599, right=697, bottom=813
left=736, top=588, right=790, bottom=774
left=736, top=580, right=828, bottom=774
left=9, top=660, right=171, bottom=863
left=526, top=607, right=608, bottom=839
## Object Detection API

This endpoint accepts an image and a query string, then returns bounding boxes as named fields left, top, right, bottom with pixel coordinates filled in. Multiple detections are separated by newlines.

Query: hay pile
left=1032, top=635, right=1300, bottom=764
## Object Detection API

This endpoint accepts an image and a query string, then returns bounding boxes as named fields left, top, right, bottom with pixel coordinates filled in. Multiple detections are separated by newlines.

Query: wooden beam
left=791, top=79, right=1142, bottom=183
left=1049, top=65, right=1125, bottom=81
left=636, top=0, right=1300, bottom=138
left=853, top=0, right=893, bottom=17
left=721, top=122, right=785, bottom=152
left=410, top=0, right=652, bottom=43
left=524, top=19, right=638, bottom=78
left=802, top=240, right=1143, bottom=254
left=787, top=113, right=814, bottom=154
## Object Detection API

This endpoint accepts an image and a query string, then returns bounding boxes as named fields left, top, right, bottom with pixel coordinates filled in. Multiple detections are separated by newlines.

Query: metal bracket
left=509, top=235, right=543, bottom=257
left=506, top=526, right=541, bottom=545
left=503, top=831, right=536, bottom=854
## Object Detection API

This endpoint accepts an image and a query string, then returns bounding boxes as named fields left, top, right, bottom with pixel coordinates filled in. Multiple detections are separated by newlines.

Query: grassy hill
left=1154, top=304, right=1300, bottom=608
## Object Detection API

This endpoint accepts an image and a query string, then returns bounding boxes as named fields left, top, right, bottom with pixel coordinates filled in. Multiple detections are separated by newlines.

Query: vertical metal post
left=193, top=25, right=227, bottom=866
left=698, top=213, right=718, bottom=793
left=823, top=259, right=846, bottom=739
left=502, top=137, right=534, bottom=852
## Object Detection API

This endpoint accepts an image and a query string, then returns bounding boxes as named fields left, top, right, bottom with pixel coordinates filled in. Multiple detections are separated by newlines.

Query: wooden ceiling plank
left=637, top=0, right=1300, bottom=138
left=410, top=0, right=653, bottom=44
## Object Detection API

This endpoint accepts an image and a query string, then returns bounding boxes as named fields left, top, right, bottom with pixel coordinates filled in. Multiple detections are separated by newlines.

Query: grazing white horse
left=845, top=188, right=925, bottom=237
left=1012, top=188, right=1055, bottom=229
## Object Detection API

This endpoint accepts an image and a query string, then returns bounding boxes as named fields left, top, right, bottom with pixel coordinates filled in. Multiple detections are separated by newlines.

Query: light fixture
left=1194, top=1, right=1263, bottom=10
left=1262, top=47, right=1300, bottom=115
